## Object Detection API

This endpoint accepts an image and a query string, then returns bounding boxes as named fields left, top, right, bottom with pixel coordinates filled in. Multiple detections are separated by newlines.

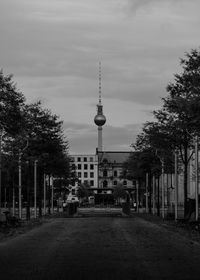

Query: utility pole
left=195, top=136, right=199, bottom=221
left=34, top=160, right=38, bottom=219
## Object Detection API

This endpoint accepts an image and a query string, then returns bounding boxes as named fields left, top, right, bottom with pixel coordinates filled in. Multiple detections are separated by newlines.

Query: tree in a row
left=0, top=70, right=71, bottom=218
left=125, top=48, right=200, bottom=217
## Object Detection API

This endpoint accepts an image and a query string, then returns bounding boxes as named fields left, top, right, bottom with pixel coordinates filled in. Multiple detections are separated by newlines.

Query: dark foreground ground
left=1, top=214, right=200, bottom=280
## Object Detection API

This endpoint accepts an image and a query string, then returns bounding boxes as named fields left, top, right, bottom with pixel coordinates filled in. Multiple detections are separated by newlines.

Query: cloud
left=123, top=0, right=189, bottom=14
left=66, top=121, right=141, bottom=154
left=1, top=0, right=200, bottom=154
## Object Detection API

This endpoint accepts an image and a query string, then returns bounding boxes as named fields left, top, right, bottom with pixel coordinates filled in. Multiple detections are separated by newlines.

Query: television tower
left=94, top=62, right=106, bottom=151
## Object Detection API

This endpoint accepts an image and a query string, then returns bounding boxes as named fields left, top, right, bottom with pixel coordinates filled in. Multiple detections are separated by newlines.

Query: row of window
left=102, top=170, right=118, bottom=177
left=71, top=164, right=94, bottom=170
left=78, top=172, right=94, bottom=178
left=102, top=180, right=127, bottom=187
left=73, top=157, right=95, bottom=162
left=78, top=164, right=94, bottom=170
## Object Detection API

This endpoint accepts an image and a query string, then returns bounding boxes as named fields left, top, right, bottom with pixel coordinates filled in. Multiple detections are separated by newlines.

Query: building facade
left=97, top=151, right=134, bottom=194
left=70, top=154, right=98, bottom=188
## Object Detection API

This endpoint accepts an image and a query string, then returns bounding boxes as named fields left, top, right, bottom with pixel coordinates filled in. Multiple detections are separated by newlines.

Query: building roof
left=98, top=151, right=132, bottom=164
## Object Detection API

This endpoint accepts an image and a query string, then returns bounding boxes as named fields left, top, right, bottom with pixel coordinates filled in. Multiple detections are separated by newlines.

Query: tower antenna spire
left=99, top=61, right=101, bottom=104
left=94, top=61, right=106, bottom=152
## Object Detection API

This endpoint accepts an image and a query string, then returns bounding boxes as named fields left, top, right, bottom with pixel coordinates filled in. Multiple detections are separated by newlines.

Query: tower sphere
left=94, top=114, right=106, bottom=126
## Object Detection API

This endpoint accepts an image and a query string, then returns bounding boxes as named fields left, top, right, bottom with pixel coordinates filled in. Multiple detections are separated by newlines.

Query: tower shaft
left=98, top=126, right=103, bottom=152
left=94, top=62, right=106, bottom=151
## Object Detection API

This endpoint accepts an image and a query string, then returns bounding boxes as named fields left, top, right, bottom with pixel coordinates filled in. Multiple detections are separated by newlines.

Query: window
left=78, top=164, right=81, bottom=170
left=84, top=164, right=88, bottom=170
left=103, top=170, right=107, bottom=177
left=84, top=180, right=88, bottom=185
left=114, top=170, right=118, bottom=177
left=90, top=172, right=94, bottom=178
left=84, top=157, right=87, bottom=162
left=90, top=180, right=94, bottom=186
left=78, top=172, right=81, bottom=178
left=77, top=157, right=81, bottom=162
left=84, top=172, right=88, bottom=178
left=123, top=180, right=127, bottom=185
left=114, top=180, right=117, bottom=186
left=72, top=164, right=76, bottom=169
left=90, top=164, right=94, bottom=170
left=90, top=157, right=93, bottom=162
left=103, top=180, right=108, bottom=188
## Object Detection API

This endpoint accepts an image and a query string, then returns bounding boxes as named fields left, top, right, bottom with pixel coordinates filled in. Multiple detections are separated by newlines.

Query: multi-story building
left=70, top=66, right=134, bottom=197
left=70, top=154, right=98, bottom=188
left=97, top=151, right=134, bottom=194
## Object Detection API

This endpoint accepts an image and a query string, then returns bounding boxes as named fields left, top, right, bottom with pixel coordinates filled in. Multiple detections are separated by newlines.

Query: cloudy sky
left=1, top=0, right=200, bottom=154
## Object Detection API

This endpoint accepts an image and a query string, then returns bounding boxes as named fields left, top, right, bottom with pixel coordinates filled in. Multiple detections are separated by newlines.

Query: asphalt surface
left=1, top=215, right=200, bottom=280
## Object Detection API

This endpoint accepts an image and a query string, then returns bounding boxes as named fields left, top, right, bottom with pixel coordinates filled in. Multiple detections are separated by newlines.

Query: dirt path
left=0, top=216, right=200, bottom=279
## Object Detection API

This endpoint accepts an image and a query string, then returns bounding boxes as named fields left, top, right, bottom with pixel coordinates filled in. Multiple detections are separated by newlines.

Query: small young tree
left=113, top=183, right=127, bottom=205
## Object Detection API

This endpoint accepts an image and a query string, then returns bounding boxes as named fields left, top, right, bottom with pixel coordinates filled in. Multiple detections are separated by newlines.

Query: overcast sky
left=1, top=0, right=200, bottom=154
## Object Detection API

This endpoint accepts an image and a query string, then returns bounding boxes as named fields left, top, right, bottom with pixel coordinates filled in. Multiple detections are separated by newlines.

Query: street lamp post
left=174, top=151, right=178, bottom=220
left=145, top=173, right=148, bottom=213
left=18, top=150, right=22, bottom=219
left=161, top=159, right=165, bottom=219
left=51, top=176, right=54, bottom=214
left=152, top=175, right=156, bottom=215
left=156, top=151, right=165, bottom=219
left=18, top=139, right=28, bottom=219
left=0, top=128, right=4, bottom=213
left=195, top=136, right=199, bottom=221
left=136, top=180, right=139, bottom=213
left=43, top=174, right=46, bottom=215
left=34, top=160, right=38, bottom=219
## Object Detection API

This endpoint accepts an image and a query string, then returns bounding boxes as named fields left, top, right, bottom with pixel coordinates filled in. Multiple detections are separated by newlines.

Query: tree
left=113, top=183, right=127, bottom=205
left=130, top=48, right=200, bottom=217
left=3, top=101, right=71, bottom=218
left=77, top=184, right=89, bottom=200
left=0, top=70, right=26, bottom=211
left=21, top=102, right=70, bottom=217
left=0, top=70, right=25, bottom=135
left=154, top=48, right=200, bottom=217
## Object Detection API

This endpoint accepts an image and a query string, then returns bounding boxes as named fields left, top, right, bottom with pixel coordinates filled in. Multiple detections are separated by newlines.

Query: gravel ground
left=1, top=213, right=200, bottom=279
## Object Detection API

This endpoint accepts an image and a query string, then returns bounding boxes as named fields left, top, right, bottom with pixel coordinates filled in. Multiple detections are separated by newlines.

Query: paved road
left=1, top=216, right=200, bottom=280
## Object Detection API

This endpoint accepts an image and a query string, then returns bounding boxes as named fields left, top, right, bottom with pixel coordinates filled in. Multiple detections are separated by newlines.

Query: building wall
left=98, top=165, right=133, bottom=189
left=98, top=151, right=134, bottom=193
left=70, top=154, right=98, bottom=188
